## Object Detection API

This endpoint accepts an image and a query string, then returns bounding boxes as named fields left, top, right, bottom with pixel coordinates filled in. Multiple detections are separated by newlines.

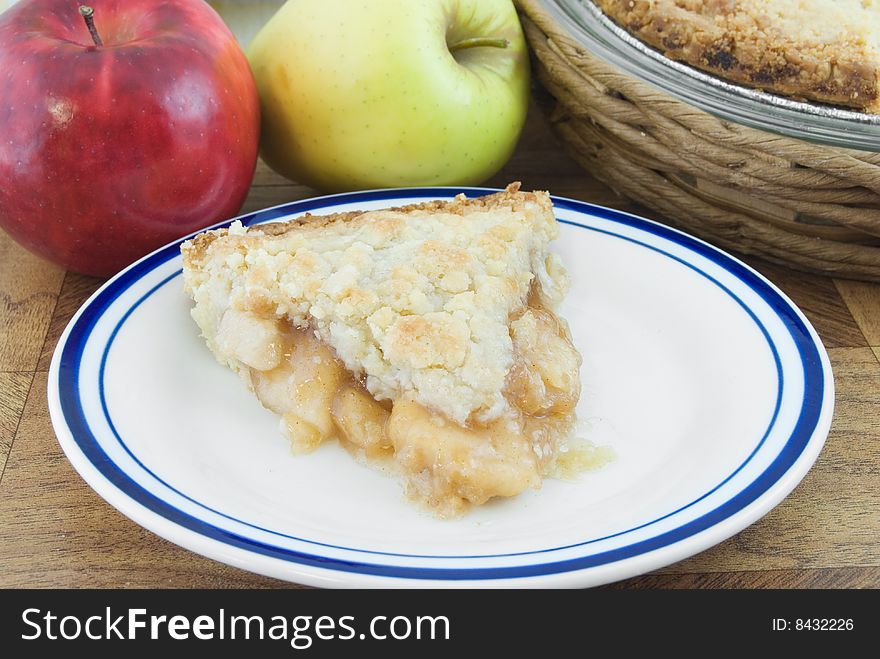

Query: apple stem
left=79, top=5, right=103, bottom=47
left=448, top=37, right=509, bottom=52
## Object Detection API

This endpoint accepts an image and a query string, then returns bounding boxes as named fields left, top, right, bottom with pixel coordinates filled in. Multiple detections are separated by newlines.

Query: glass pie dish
left=543, top=0, right=880, bottom=150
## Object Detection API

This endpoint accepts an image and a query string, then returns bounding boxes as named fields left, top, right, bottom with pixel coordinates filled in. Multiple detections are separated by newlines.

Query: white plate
left=48, top=188, right=834, bottom=588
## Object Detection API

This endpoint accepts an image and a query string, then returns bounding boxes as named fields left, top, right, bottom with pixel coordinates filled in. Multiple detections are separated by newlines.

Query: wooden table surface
left=1, top=104, right=878, bottom=589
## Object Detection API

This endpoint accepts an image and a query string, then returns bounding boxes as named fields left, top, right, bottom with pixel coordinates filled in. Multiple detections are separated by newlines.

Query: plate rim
left=47, top=187, right=835, bottom=587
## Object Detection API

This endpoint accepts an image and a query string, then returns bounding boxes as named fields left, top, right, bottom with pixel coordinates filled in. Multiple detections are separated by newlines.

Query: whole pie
left=181, top=184, right=583, bottom=517
left=594, top=0, right=880, bottom=112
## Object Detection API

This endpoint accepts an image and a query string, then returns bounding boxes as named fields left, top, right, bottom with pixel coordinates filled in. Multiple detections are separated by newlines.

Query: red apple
left=0, top=0, right=259, bottom=276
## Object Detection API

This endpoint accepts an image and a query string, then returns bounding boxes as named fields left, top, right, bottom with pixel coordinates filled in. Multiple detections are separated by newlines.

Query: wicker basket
left=517, top=0, right=880, bottom=281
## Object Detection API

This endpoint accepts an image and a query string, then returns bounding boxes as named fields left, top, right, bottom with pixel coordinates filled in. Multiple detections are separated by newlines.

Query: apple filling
left=214, top=296, right=582, bottom=517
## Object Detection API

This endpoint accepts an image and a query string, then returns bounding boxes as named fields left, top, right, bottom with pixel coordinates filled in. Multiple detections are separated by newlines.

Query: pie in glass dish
left=181, top=184, right=584, bottom=517
left=593, top=0, right=880, bottom=112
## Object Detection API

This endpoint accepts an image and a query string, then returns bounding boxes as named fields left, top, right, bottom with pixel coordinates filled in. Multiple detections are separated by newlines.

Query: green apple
left=248, top=0, right=530, bottom=192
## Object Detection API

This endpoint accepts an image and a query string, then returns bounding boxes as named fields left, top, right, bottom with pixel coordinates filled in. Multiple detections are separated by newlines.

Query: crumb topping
left=181, top=183, right=567, bottom=424
left=595, top=0, right=880, bottom=110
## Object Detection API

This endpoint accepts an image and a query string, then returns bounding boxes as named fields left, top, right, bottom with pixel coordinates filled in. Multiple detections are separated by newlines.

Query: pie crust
left=594, top=0, right=880, bottom=112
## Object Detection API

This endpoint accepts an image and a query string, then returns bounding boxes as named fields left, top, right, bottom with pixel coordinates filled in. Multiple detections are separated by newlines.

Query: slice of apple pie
left=181, top=183, right=582, bottom=516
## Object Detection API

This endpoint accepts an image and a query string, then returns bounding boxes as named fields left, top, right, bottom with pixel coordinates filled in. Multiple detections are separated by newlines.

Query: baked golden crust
left=183, top=182, right=546, bottom=266
left=594, top=0, right=880, bottom=112
left=181, top=183, right=569, bottom=425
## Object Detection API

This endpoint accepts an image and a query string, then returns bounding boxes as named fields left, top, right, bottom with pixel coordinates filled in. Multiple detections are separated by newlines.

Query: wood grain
left=251, top=158, right=298, bottom=188
left=0, top=371, right=32, bottom=480
left=836, top=279, right=880, bottom=347
left=0, top=230, right=65, bottom=371
left=0, top=99, right=877, bottom=589
left=610, top=567, right=880, bottom=589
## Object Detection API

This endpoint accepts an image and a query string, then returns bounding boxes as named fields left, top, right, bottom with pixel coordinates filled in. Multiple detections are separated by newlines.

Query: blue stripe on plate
left=56, top=188, right=825, bottom=579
